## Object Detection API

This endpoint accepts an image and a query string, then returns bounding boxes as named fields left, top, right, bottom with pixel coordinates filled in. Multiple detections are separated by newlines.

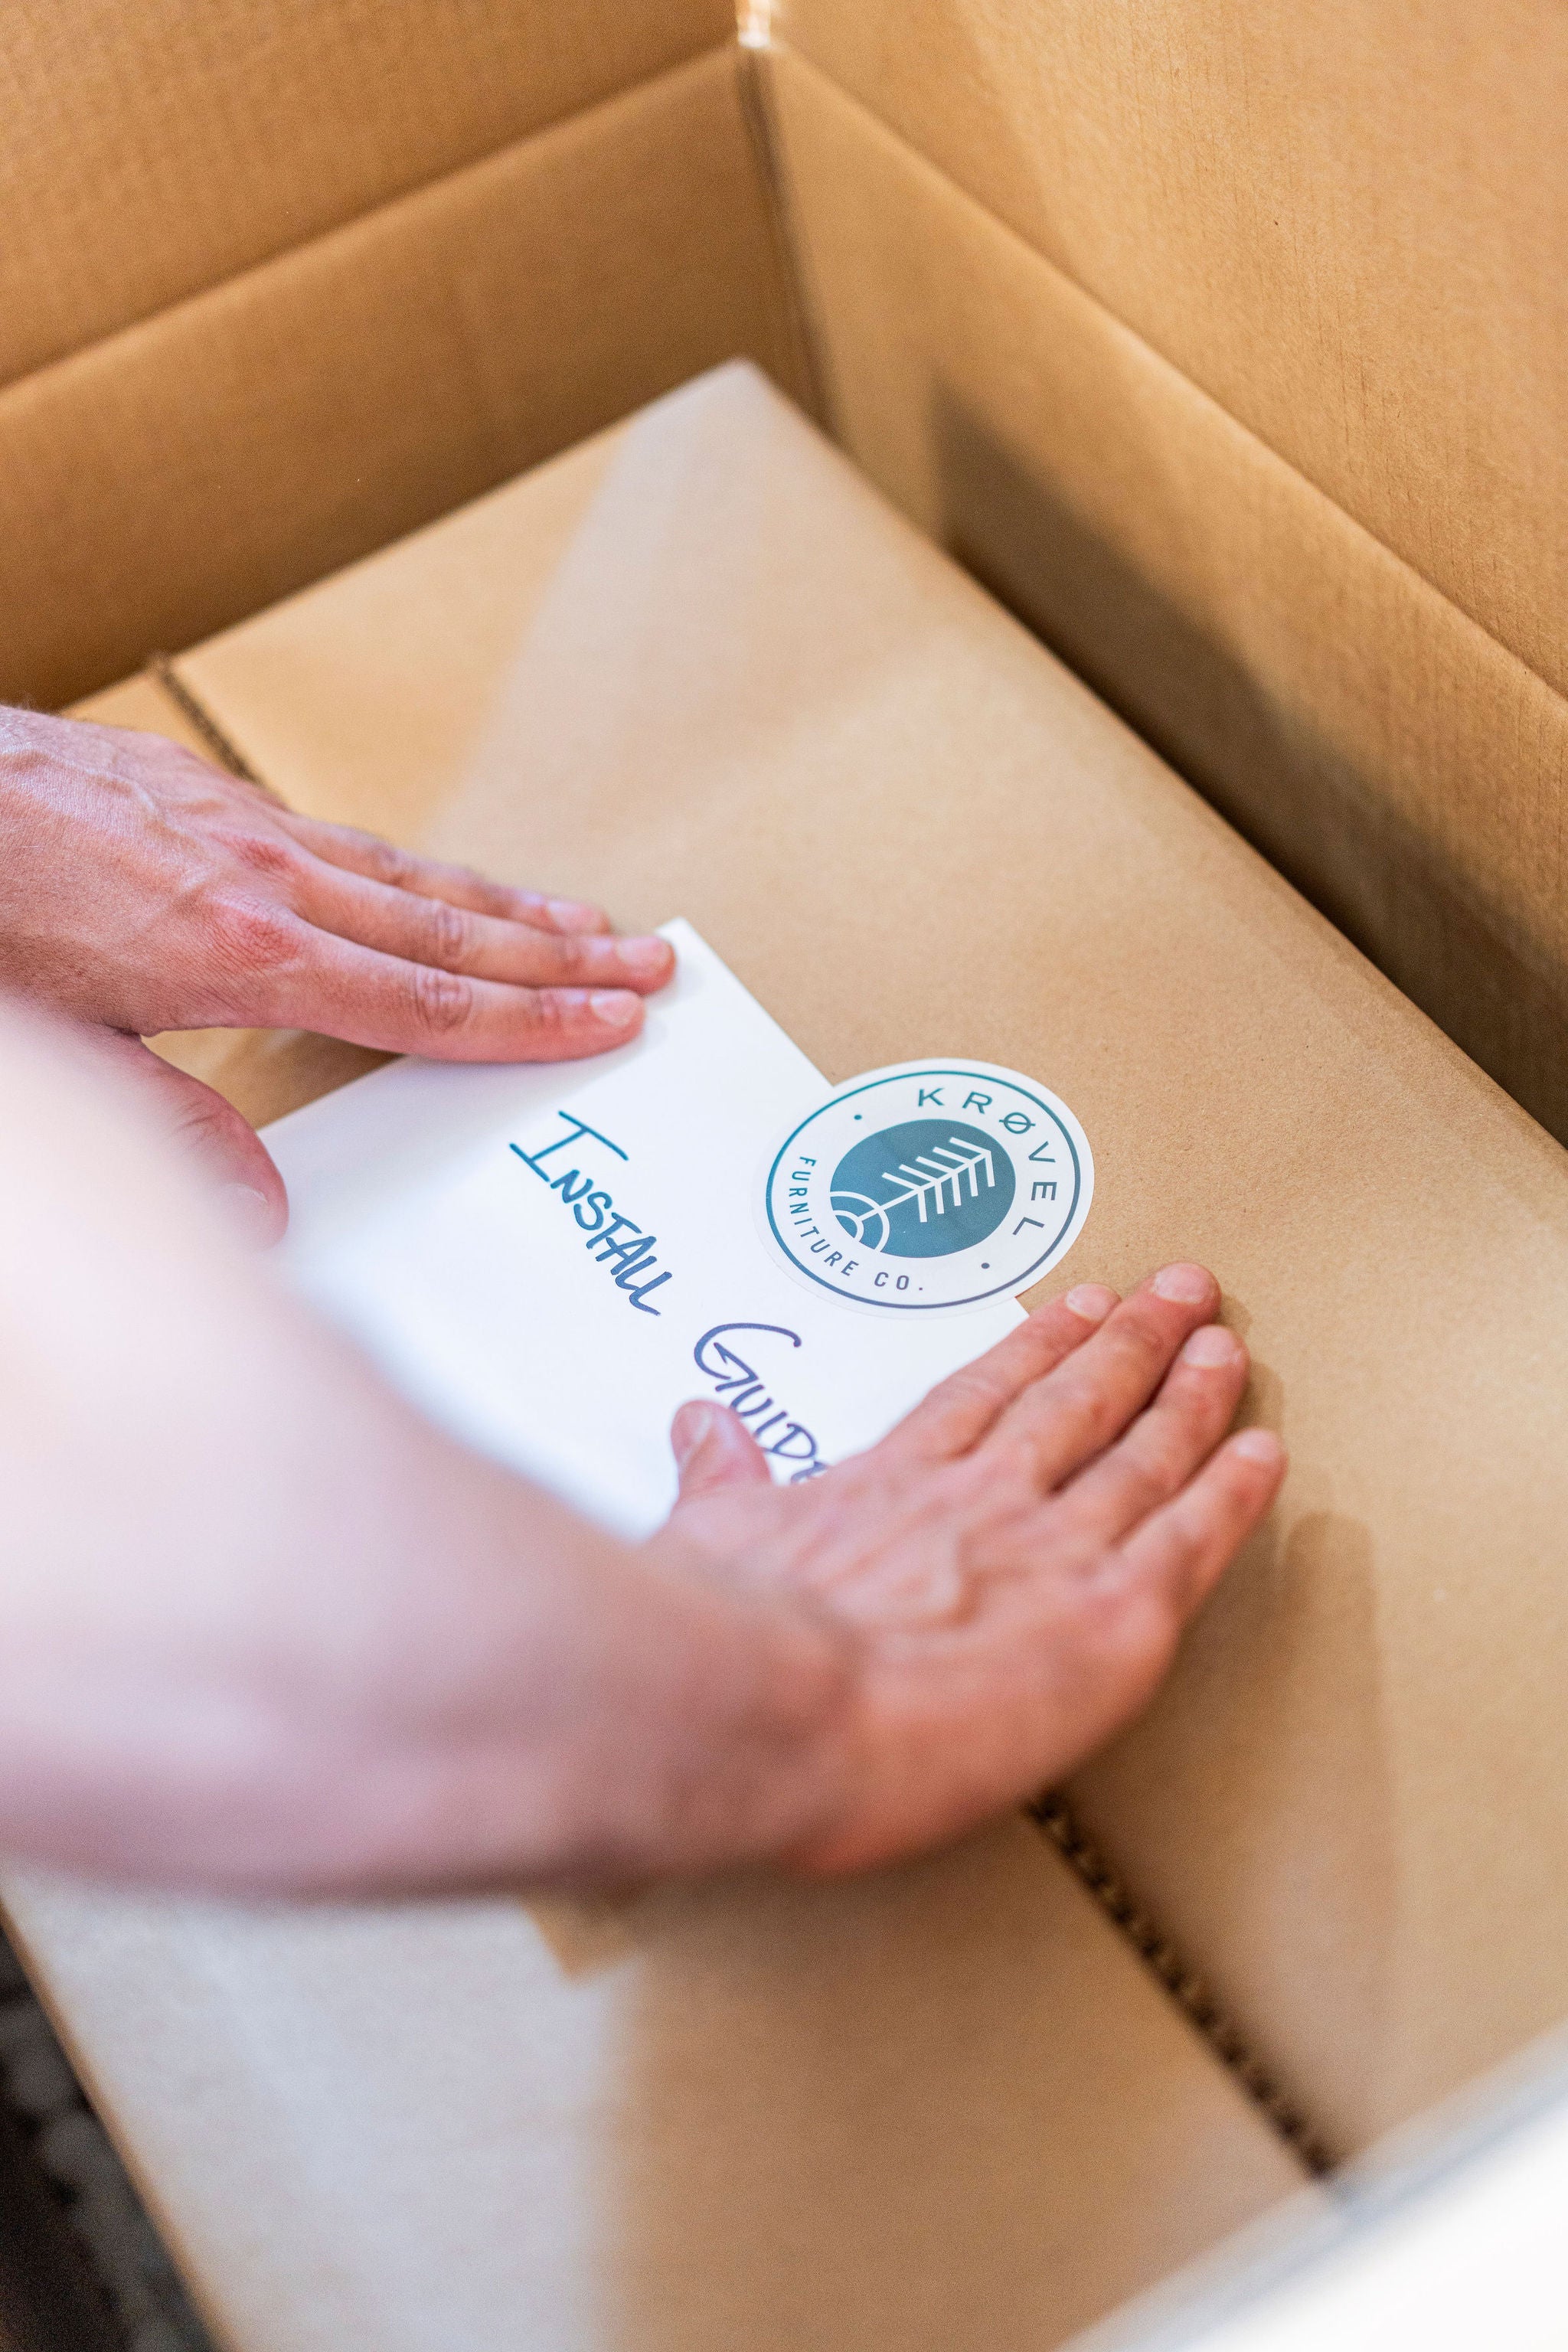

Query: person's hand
left=654, top=1265, right=1282, bottom=1876
left=0, top=706, right=673, bottom=1237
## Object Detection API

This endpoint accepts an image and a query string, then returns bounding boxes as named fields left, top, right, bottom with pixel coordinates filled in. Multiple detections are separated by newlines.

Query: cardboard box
left=3, top=4, right=1566, bottom=2345
left=18, top=350, right=1568, bottom=2347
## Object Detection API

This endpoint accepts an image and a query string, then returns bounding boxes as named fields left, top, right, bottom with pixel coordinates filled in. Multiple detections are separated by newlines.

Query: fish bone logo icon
left=761, top=1062, right=1093, bottom=1312
left=828, top=1118, right=1015, bottom=1257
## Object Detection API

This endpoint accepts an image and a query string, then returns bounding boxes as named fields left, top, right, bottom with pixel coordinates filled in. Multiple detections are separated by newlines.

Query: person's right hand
left=0, top=705, right=674, bottom=1238
left=654, top=1265, right=1283, bottom=1877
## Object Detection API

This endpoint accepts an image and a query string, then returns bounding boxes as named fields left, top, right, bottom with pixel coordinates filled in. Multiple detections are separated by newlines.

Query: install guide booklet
left=268, top=922, right=1094, bottom=1538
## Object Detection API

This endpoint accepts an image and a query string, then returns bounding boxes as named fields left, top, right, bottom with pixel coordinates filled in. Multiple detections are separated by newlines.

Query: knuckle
left=935, top=1365, right=1004, bottom=1415
left=911, top=1366, right=1005, bottom=1443
left=172, top=1089, right=246, bottom=1153
left=1132, top=1417, right=1194, bottom=1488
left=1075, top=1569, right=1179, bottom=1673
left=1109, top=1312, right=1170, bottom=1370
left=220, top=826, right=303, bottom=887
left=985, top=1429, right=1053, bottom=1497
left=524, top=987, right=567, bottom=1033
left=206, top=892, right=302, bottom=972
left=1091, top=1450, right=1161, bottom=1521
left=547, top=933, right=593, bottom=981
left=1073, top=1575, right=1138, bottom=1643
left=1124, top=1461, right=1178, bottom=1524
left=519, top=928, right=586, bottom=982
left=420, top=894, right=474, bottom=970
left=409, top=961, right=475, bottom=1035
left=1043, top=1366, right=1102, bottom=1433
left=365, top=835, right=416, bottom=887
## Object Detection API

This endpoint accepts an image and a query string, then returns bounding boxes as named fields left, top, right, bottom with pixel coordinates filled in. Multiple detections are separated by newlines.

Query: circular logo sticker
left=760, top=1060, right=1093, bottom=1312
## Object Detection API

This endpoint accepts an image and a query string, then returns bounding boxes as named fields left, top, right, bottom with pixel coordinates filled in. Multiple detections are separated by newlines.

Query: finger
left=283, top=817, right=612, bottom=934
left=1109, top=1427, right=1286, bottom=1619
left=252, top=920, right=649, bottom=1061
left=94, top=1035, right=288, bottom=1245
left=289, top=858, right=673, bottom=994
left=671, top=1403, right=773, bottom=1499
left=1050, top=1322, right=1251, bottom=1543
left=877, top=1282, right=1120, bottom=1465
left=980, top=1263, right=1222, bottom=1492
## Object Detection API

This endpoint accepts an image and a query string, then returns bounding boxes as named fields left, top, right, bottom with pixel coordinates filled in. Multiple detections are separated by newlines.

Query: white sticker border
left=756, top=1057, right=1096, bottom=1316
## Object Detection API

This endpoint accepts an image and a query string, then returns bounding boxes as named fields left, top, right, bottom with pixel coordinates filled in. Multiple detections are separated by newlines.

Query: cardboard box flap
left=773, top=0, right=1568, bottom=704
left=2, top=50, right=802, bottom=712
left=0, top=0, right=733, bottom=388
left=757, top=44, right=1568, bottom=1155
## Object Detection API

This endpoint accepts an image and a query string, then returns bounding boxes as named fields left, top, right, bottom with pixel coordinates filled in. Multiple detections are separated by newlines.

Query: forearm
left=0, top=1339, right=855, bottom=1897
left=258, top=1446, right=858, bottom=1896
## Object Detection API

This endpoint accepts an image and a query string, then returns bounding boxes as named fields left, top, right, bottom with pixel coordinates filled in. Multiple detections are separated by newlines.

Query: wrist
left=228, top=1453, right=865, bottom=1896
left=521, top=1529, right=861, bottom=1886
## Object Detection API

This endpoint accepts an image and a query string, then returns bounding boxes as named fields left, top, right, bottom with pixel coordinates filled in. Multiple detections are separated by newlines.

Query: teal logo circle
left=829, top=1118, right=1015, bottom=1258
left=760, top=1060, right=1096, bottom=1313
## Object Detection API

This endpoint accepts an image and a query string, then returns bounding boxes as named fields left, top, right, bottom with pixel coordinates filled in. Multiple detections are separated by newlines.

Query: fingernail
left=1152, top=1262, right=1214, bottom=1304
left=671, top=1402, right=717, bottom=1469
left=548, top=896, right=602, bottom=929
left=590, top=991, right=640, bottom=1024
left=219, top=1182, right=275, bottom=1240
left=1064, top=1282, right=1118, bottom=1321
left=618, top=935, right=672, bottom=979
left=1233, top=1428, right=1285, bottom=1466
left=1181, top=1324, right=1240, bottom=1367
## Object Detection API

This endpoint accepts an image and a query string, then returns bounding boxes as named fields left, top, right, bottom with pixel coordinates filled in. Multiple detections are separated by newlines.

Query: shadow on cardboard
left=928, top=384, right=1568, bottom=1152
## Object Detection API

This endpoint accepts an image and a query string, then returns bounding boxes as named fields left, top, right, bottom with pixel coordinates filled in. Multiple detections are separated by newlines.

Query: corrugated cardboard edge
left=1031, top=1799, right=1335, bottom=2177
left=145, top=655, right=269, bottom=792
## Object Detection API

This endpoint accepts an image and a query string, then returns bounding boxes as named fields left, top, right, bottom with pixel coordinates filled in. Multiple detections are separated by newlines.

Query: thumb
left=671, top=1402, right=773, bottom=1500
left=90, top=1033, right=289, bottom=1246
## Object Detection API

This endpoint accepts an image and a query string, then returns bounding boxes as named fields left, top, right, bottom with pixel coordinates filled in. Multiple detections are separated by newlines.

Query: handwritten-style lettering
left=692, top=1324, right=829, bottom=1481
left=511, top=1116, right=673, bottom=1315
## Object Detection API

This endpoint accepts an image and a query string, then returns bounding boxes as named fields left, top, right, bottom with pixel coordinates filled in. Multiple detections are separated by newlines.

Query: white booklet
left=268, top=923, right=1027, bottom=1537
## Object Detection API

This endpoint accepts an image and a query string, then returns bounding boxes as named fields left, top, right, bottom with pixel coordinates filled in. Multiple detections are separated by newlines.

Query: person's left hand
left=0, top=705, right=674, bottom=1239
